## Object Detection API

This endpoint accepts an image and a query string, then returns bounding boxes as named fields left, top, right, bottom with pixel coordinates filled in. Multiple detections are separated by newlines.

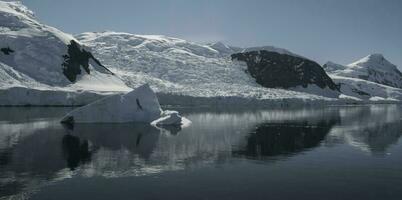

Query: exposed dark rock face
left=231, top=50, right=339, bottom=90
left=0, top=47, right=14, bottom=55
left=62, top=40, right=113, bottom=82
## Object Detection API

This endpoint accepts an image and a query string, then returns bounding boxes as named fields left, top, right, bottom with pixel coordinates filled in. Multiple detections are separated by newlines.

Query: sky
left=22, top=0, right=402, bottom=67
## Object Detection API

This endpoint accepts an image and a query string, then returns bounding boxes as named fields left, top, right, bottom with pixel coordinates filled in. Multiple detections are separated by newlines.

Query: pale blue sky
left=23, top=0, right=402, bottom=68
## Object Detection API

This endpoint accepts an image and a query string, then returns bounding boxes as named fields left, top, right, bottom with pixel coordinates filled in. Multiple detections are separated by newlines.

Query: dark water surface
left=1, top=105, right=402, bottom=200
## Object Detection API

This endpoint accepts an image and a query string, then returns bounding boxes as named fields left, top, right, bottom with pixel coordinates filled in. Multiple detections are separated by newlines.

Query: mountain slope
left=0, top=1, right=130, bottom=105
left=1, top=1, right=340, bottom=106
left=0, top=1, right=129, bottom=89
left=330, top=75, right=402, bottom=101
left=324, top=58, right=402, bottom=101
left=1, top=1, right=399, bottom=106
left=76, top=31, right=346, bottom=106
left=324, top=54, right=402, bottom=89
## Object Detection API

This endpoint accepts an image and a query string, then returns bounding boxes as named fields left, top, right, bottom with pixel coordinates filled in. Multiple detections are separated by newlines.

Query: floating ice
left=61, top=84, right=162, bottom=123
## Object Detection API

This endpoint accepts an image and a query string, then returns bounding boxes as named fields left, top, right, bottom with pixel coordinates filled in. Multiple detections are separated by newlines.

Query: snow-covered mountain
left=0, top=1, right=130, bottom=105
left=324, top=54, right=402, bottom=89
left=323, top=55, right=402, bottom=101
left=0, top=0, right=342, bottom=107
left=76, top=31, right=402, bottom=104
left=1, top=1, right=400, bottom=106
left=76, top=31, right=349, bottom=106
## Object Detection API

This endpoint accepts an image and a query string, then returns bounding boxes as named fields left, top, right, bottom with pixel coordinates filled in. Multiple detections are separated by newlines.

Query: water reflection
left=62, top=135, right=93, bottom=170
left=325, top=105, right=402, bottom=155
left=234, top=120, right=338, bottom=159
left=0, top=105, right=402, bottom=199
left=64, top=123, right=161, bottom=160
left=0, top=117, right=169, bottom=199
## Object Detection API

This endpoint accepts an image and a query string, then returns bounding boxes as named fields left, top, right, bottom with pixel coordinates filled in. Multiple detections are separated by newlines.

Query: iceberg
left=151, top=110, right=182, bottom=126
left=151, top=110, right=191, bottom=126
left=150, top=110, right=192, bottom=136
left=61, top=84, right=163, bottom=123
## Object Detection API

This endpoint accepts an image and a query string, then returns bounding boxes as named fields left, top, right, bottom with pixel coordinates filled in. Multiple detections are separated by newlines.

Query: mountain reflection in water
left=233, top=120, right=338, bottom=159
left=62, top=134, right=93, bottom=170
left=0, top=105, right=401, bottom=199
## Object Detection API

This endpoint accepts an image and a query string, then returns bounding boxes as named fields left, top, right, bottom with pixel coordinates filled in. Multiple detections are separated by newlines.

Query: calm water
left=1, top=105, right=402, bottom=200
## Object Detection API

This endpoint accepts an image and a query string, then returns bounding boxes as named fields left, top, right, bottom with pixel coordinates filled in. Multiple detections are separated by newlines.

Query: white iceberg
left=151, top=110, right=182, bottom=126
left=150, top=110, right=192, bottom=136
left=151, top=110, right=191, bottom=126
left=61, top=84, right=163, bottom=123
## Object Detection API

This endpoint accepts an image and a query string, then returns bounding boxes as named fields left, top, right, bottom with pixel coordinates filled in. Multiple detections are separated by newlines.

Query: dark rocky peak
left=232, top=50, right=339, bottom=91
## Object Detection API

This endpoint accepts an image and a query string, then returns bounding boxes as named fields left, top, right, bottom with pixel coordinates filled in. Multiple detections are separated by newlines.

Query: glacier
left=75, top=31, right=350, bottom=106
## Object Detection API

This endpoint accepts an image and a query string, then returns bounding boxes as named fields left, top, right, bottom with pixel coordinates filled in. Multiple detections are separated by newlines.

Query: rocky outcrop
left=231, top=50, right=339, bottom=90
left=62, top=40, right=114, bottom=82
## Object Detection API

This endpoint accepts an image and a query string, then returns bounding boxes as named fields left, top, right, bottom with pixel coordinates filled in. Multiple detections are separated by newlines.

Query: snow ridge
left=348, top=54, right=400, bottom=73
left=324, top=54, right=402, bottom=89
left=241, top=46, right=304, bottom=59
